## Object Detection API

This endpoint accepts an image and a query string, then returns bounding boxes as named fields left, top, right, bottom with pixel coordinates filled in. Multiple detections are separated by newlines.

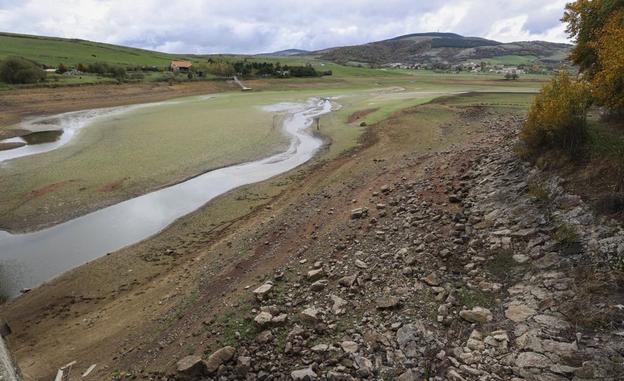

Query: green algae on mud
left=0, top=92, right=290, bottom=231
left=0, top=87, right=435, bottom=231
left=0, top=74, right=543, bottom=232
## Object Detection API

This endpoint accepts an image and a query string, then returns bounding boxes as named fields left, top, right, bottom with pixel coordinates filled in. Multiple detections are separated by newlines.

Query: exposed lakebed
left=0, top=97, right=336, bottom=297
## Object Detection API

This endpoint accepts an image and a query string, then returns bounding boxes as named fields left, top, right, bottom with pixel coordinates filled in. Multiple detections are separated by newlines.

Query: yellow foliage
left=520, top=71, right=591, bottom=158
left=592, top=9, right=624, bottom=110
left=203, top=61, right=235, bottom=77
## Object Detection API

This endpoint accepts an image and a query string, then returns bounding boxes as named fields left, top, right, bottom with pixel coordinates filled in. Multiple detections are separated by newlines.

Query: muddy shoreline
left=0, top=80, right=266, bottom=129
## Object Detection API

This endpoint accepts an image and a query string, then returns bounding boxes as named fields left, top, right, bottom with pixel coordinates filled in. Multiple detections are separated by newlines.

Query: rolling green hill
left=0, top=32, right=192, bottom=67
left=0, top=31, right=571, bottom=75
left=315, top=32, right=572, bottom=67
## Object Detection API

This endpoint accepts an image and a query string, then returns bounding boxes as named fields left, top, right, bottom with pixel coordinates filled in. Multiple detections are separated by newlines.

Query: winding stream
left=0, top=97, right=334, bottom=297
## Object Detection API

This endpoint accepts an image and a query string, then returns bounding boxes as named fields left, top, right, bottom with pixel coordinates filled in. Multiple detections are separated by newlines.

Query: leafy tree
left=0, top=57, right=46, bottom=84
left=109, top=66, right=126, bottom=80
left=563, top=0, right=624, bottom=76
left=504, top=72, right=519, bottom=80
left=205, top=61, right=235, bottom=77
left=520, top=71, right=591, bottom=157
left=56, top=63, right=68, bottom=74
left=563, top=0, right=624, bottom=115
left=591, top=9, right=624, bottom=112
left=285, top=64, right=318, bottom=77
left=76, top=63, right=87, bottom=72
left=87, top=62, right=110, bottom=75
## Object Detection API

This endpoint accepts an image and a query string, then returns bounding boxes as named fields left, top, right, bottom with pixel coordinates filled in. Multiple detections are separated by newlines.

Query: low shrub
left=595, top=193, right=624, bottom=215
left=519, top=71, right=591, bottom=159
left=0, top=57, right=46, bottom=84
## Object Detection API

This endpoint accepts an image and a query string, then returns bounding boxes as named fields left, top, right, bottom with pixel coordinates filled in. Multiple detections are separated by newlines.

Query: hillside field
left=0, top=32, right=187, bottom=67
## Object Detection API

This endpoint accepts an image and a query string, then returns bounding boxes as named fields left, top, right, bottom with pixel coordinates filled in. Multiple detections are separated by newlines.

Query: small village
left=381, top=61, right=554, bottom=76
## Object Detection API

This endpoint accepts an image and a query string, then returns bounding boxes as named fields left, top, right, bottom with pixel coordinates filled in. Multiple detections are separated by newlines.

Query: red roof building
left=170, top=60, right=193, bottom=72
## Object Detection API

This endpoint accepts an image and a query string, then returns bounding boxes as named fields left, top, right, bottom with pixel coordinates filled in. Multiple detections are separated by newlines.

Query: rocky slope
left=174, top=112, right=624, bottom=380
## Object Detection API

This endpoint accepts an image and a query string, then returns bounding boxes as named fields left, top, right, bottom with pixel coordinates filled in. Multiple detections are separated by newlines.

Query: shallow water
left=20, top=130, right=64, bottom=145
left=0, top=97, right=334, bottom=298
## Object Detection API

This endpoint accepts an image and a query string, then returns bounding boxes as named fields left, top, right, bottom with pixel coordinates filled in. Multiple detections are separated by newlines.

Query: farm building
left=170, top=60, right=192, bottom=72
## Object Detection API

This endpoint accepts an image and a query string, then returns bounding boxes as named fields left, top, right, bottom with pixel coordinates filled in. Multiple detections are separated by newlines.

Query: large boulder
left=291, top=367, right=318, bottom=380
left=515, top=351, right=552, bottom=369
left=205, top=346, right=236, bottom=374
left=376, top=296, right=402, bottom=310
left=330, top=295, right=348, bottom=315
left=253, top=283, right=273, bottom=300
left=505, top=304, right=537, bottom=322
left=300, top=307, right=321, bottom=324
left=459, top=307, right=493, bottom=324
left=254, top=311, right=273, bottom=326
left=176, top=355, right=207, bottom=379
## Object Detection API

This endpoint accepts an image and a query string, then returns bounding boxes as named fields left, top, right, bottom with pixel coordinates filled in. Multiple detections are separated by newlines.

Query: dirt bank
left=0, top=79, right=268, bottom=129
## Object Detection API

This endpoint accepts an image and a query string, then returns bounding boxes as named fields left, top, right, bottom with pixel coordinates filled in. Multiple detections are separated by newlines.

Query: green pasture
left=0, top=32, right=188, bottom=67
left=483, top=55, right=538, bottom=65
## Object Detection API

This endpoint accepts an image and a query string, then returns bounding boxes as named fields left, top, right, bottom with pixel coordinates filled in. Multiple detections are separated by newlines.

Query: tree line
left=198, top=59, right=332, bottom=78
left=0, top=56, right=332, bottom=85
left=520, top=0, right=624, bottom=162
left=0, top=57, right=135, bottom=84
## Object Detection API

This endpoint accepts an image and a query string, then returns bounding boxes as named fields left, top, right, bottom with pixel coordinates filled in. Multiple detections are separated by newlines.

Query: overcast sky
left=0, top=0, right=571, bottom=54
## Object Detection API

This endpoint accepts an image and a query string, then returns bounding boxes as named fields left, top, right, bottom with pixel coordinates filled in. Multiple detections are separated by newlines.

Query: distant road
left=233, top=76, right=252, bottom=91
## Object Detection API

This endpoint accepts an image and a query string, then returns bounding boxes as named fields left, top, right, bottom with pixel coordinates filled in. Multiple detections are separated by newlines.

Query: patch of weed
left=275, top=328, right=289, bottom=353
left=561, top=266, right=624, bottom=331
left=213, top=311, right=258, bottom=349
left=485, top=248, right=525, bottom=284
left=553, top=223, right=580, bottom=245
left=527, top=181, right=550, bottom=202
left=455, top=288, right=497, bottom=309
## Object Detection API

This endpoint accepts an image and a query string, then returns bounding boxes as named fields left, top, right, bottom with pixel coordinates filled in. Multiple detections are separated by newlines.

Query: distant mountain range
left=309, top=33, right=571, bottom=66
left=262, top=49, right=311, bottom=57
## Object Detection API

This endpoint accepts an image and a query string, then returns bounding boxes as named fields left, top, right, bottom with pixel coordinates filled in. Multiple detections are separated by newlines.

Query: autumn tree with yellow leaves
left=563, top=0, right=624, bottom=114
left=591, top=9, right=624, bottom=112
left=520, top=71, right=591, bottom=157
left=521, top=0, right=624, bottom=158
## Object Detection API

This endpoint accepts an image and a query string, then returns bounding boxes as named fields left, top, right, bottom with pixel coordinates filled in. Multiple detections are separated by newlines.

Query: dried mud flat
left=0, top=80, right=258, bottom=129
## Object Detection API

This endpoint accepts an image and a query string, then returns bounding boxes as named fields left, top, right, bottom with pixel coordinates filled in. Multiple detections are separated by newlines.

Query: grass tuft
left=553, top=223, right=580, bottom=245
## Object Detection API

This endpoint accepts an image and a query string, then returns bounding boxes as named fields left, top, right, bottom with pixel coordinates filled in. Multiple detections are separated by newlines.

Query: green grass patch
left=553, top=223, right=580, bottom=245
left=0, top=32, right=184, bottom=67
left=527, top=181, right=550, bottom=202
left=274, top=327, right=289, bottom=353
left=210, top=310, right=258, bottom=350
left=455, top=287, right=497, bottom=309
left=484, top=55, right=538, bottom=65
left=433, top=91, right=536, bottom=109
left=588, top=120, right=624, bottom=161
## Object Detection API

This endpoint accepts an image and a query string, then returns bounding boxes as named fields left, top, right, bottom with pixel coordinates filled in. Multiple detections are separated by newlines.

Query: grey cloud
left=0, top=0, right=571, bottom=54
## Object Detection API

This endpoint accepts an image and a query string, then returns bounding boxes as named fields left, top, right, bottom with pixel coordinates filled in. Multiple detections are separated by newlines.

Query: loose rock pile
left=176, top=116, right=624, bottom=380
